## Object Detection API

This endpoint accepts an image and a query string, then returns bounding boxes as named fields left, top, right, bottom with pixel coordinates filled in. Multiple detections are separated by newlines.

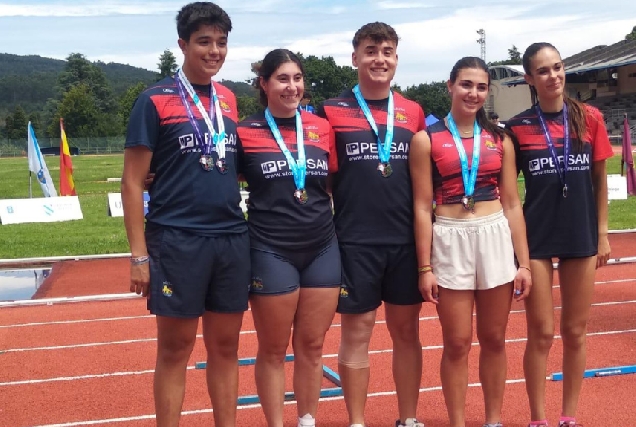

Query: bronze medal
left=216, top=158, right=228, bottom=174
left=294, top=189, right=308, bottom=205
left=461, top=196, right=475, bottom=212
left=200, top=155, right=213, bottom=171
left=377, top=162, right=393, bottom=178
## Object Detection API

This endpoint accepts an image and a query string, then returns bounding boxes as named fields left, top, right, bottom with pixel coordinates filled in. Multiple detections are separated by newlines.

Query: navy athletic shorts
left=145, top=224, right=250, bottom=317
left=249, top=234, right=341, bottom=295
left=337, top=243, right=423, bottom=314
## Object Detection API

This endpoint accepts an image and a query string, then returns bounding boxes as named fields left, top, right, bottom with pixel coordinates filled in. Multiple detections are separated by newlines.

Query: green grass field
left=0, top=154, right=634, bottom=259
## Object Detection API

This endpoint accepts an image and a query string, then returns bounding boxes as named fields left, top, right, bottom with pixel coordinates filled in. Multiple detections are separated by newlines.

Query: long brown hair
left=522, top=42, right=587, bottom=152
left=449, top=56, right=506, bottom=142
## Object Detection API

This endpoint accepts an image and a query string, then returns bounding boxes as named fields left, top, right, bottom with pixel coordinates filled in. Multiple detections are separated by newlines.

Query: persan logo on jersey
left=178, top=133, right=238, bottom=153
left=528, top=153, right=590, bottom=174
left=345, top=141, right=409, bottom=156
left=260, top=158, right=328, bottom=177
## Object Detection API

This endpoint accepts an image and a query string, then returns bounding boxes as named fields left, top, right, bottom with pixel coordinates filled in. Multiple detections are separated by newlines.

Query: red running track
left=1, top=235, right=636, bottom=427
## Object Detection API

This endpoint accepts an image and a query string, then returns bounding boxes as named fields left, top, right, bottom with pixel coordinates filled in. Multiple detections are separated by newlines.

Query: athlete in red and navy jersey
left=429, top=121, right=503, bottom=206
left=319, top=88, right=424, bottom=245
left=507, top=104, right=613, bottom=258
left=121, top=4, right=249, bottom=426
left=127, top=76, right=244, bottom=233
left=412, top=57, right=531, bottom=427
left=506, top=43, right=613, bottom=427
left=241, top=49, right=340, bottom=427
left=238, top=110, right=336, bottom=251
left=317, top=23, right=427, bottom=427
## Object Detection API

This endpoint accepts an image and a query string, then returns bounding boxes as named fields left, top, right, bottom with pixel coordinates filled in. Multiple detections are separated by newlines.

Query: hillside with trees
left=1, top=51, right=449, bottom=146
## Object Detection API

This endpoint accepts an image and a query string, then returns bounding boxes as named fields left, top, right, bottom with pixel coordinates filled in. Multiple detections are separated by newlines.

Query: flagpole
left=622, top=113, right=627, bottom=177
left=29, top=171, right=32, bottom=198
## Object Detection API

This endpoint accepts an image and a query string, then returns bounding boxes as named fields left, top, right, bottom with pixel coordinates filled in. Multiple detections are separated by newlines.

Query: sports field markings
left=4, top=299, right=636, bottom=353
left=14, top=378, right=544, bottom=427
left=2, top=277, right=635, bottom=329
left=3, top=327, right=635, bottom=387
left=0, top=314, right=154, bottom=329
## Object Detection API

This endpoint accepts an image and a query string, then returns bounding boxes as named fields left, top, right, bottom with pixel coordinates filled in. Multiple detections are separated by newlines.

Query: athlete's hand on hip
left=418, top=272, right=439, bottom=305
left=513, top=267, right=532, bottom=302
left=130, top=263, right=150, bottom=297
left=144, top=173, right=155, bottom=191
left=597, top=234, right=611, bottom=269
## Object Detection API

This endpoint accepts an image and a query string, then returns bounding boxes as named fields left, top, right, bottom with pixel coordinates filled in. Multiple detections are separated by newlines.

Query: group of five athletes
left=121, top=2, right=613, bottom=427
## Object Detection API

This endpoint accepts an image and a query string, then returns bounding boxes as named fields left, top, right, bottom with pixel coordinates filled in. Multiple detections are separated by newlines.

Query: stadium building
left=489, top=38, right=636, bottom=138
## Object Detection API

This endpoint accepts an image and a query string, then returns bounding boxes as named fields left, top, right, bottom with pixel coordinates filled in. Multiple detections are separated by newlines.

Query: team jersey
left=317, top=89, right=425, bottom=245
left=125, top=76, right=246, bottom=236
left=428, top=120, right=503, bottom=205
left=507, top=104, right=613, bottom=258
left=237, top=111, right=337, bottom=251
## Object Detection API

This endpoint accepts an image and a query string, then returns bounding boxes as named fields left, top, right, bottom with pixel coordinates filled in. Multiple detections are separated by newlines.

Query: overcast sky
left=1, top=0, right=635, bottom=87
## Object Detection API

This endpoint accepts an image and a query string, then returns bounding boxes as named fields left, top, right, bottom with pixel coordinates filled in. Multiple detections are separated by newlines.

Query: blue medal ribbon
left=535, top=103, right=570, bottom=198
left=264, top=109, right=306, bottom=195
left=352, top=85, right=394, bottom=165
left=446, top=114, right=481, bottom=201
left=174, top=69, right=226, bottom=170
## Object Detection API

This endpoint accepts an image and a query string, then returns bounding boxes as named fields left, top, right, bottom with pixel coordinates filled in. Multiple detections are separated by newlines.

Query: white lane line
left=0, top=293, right=141, bottom=309
left=26, top=377, right=530, bottom=427
left=0, top=314, right=155, bottom=329
left=3, top=327, right=635, bottom=387
left=2, top=328, right=254, bottom=353
left=4, top=299, right=636, bottom=354
left=3, top=277, right=635, bottom=329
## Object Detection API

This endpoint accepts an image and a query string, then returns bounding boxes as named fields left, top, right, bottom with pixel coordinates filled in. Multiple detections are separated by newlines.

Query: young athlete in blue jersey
left=411, top=57, right=532, bottom=427
left=507, top=43, right=613, bottom=427
left=317, top=22, right=426, bottom=427
left=237, top=49, right=340, bottom=427
left=121, top=3, right=249, bottom=426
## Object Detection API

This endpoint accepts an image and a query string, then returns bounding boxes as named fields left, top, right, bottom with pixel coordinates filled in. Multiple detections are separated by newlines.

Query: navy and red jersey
left=428, top=121, right=503, bottom=205
left=506, top=104, right=613, bottom=258
left=317, top=89, right=425, bottom=245
left=237, top=111, right=337, bottom=251
left=125, top=76, right=246, bottom=236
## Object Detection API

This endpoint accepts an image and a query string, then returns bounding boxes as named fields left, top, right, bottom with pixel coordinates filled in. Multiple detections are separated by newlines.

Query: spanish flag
left=59, top=118, right=76, bottom=196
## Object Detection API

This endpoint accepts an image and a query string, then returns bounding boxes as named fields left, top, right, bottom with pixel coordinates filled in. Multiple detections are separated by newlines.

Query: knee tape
left=337, top=355, right=369, bottom=369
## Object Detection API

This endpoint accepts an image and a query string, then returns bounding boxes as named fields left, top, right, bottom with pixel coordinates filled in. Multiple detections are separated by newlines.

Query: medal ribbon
left=446, top=113, right=481, bottom=198
left=535, top=103, right=569, bottom=196
left=352, top=85, right=394, bottom=164
left=264, top=109, right=306, bottom=191
left=174, top=68, right=226, bottom=160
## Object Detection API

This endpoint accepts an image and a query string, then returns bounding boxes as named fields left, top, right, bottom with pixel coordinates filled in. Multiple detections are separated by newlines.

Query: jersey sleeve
left=224, top=90, right=239, bottom=123
left=125, top=92, right=160, bottom=151
left=327, top=125, right=338, bottom=173
left=587, top=107, right=613, bottom=162
left=417, top=103, right=426, bottom=132
left=236, top=132, right=245, bottom=175
left=508, top=128, right=523, bottom=174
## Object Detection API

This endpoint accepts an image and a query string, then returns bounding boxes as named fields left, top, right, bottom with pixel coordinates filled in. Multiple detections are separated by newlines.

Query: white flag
left=27, top=122, right=57, bottom=197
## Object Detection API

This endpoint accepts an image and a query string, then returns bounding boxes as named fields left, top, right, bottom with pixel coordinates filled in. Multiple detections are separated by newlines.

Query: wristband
left=418, top=265, right=433, bottom=275
left=131, top=255, right=150, bottom=266
left=518, top=265, right=531, bottom=272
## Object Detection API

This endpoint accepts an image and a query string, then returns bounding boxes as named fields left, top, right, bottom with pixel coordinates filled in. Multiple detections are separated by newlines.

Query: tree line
left=9, top=47, right=536, bottom=141
left=4, top=24, right=636, bottom=142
